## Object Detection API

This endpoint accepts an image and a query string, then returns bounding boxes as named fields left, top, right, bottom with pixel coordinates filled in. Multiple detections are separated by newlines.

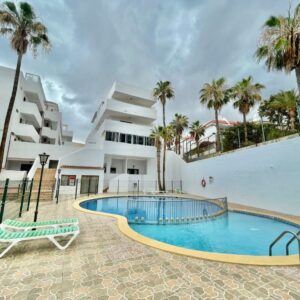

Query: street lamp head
left=39, top=153, right=49, bottom=166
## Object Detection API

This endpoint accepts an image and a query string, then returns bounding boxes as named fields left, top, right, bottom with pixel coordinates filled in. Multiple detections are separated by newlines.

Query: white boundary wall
left=166, top=136, right=300, bottom=216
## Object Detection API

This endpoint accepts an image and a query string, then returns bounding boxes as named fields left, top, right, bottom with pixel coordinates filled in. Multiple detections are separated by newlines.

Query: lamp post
left=56, top=168, right=61, bottom=204
left=34, top=152, right=49, bottom=222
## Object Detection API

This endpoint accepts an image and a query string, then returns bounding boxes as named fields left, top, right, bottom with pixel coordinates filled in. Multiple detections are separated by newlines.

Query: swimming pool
left=79, top=196, right=300, bottom=257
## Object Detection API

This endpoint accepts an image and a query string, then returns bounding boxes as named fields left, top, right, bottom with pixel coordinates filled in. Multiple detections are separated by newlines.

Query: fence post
left=137, top=180, right=139, bottom=196
left=171, top=180, right=174, bottom=193
left=0, top=178, right=9, bottom=224
left=180, top=180, right=183, bottom=193
left=27, top=179, right=34, bottom=211
left=75, top=179, right=78, bottom=199
left=88, top=177, right=91, bottom=196
left=19, top=178, right=27, bottom=218
left=117, top=179, right=119, bottom=195
left=56, top=178, right=61, bottom=204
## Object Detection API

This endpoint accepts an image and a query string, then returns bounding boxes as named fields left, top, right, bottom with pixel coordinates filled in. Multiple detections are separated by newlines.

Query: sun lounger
left=1, top=218, right=79, bottom=231
left=0, top=225, right=79, bottom=258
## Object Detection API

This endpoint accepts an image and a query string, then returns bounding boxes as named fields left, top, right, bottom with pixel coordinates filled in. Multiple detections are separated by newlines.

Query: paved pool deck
left=0, top=196, right=300, bottom=300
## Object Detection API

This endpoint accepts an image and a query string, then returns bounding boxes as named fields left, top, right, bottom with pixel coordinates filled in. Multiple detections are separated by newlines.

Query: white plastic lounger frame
left=0, top=226, right=79, bottom=258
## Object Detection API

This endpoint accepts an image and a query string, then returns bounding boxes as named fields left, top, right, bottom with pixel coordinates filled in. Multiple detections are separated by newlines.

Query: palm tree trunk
left=196, top=140, right=199, bottom=157
left=295, top=67, right=300, bottom=94
left=0, top=53, right=23, bottom=172
left=243, top=113, right=248, bottom=144
left=162, top=103, right=166, bottom=128
left=214, top=109, right=221, bottom=152
left=289, top=109, right=296, bottom=131
left=156, top=148, right=162, bottom=191
left=162, top=140, right=166, bottom=191
left=178, top=135, right=181, bottom=155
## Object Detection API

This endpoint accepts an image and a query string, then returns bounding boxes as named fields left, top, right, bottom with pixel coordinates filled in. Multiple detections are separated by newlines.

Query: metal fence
left=0, top=178, right=57, bottom=223
left=103, top=179, right=183, bottom=194
left=126, top=197, right=228, bottom=224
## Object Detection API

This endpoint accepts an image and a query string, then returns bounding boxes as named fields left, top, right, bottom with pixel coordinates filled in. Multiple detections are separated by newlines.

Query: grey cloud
left=0, top=0, right=297, bottom=141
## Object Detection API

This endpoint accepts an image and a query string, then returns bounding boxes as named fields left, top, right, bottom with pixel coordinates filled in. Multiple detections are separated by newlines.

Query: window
left=127, top=134, right=132, bottom=144
left=105, top=131, right=113, bottom=141
left=133, top=135, right=137, bottom=144
left=138, top=136, right=144, bottom=145
left=110, top=167, right=116, bottom=174
left=120, top=133, right=126, bottom=143
left=61, top=175, right=76, bottom=186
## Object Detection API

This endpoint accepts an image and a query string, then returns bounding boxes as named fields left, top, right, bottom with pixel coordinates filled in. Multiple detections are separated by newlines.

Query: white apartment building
left=0, top=66, right=82, bottom=177
left=58, top=82, right=158, bottom=194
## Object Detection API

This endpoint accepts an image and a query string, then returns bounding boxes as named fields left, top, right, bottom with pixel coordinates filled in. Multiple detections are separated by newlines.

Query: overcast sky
left=0, top=0, right=297, bottom=142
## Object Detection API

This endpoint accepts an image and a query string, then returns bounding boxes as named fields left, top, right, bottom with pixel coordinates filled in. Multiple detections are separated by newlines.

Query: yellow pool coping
left=73, top=194, right=300, bottom=266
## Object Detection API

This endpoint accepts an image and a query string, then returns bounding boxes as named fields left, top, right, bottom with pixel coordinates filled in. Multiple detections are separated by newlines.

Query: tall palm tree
left=150, top=127, right=163, bottom=191
left=200, top=77, right=230, bottom=152
left=0, top=2, right=50, bottom=171
left=232, top=76, right=265, bottom=144
left=270, top=90, right=298, bottom=131
left=153, top=81, right=175, bottom=128
left=161, top=125, right=174, bottom=191
left=256, top=3, right=300, bottom=92
left=170, top=113, right=188, bottom=155
left=189, top=121, right=205, bottom=157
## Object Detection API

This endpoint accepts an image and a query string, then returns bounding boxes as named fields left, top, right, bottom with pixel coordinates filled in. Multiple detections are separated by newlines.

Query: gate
left=80, top=176, right=99, bottom=195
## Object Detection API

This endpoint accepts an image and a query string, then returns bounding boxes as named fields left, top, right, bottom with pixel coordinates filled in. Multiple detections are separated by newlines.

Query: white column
left=124, top=158, right=128, bottom=174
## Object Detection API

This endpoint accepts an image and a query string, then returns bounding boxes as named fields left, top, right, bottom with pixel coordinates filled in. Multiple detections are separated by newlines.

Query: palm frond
left=19, top=2, right=35, bottom=21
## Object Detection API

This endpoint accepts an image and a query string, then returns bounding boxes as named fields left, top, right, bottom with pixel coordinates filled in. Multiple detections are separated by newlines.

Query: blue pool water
left=80, top=197, right=300, bottom=256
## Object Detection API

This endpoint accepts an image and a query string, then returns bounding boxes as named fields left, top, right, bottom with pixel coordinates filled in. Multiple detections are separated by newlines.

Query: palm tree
left=150, top=127, right=163, bottom=191
left=232, top=76, right=265, bottom=144
left=161, top=125, right=174, bottom=191
left=153, top=81, right=175, bottom=128
left=256, top=4, right=300, bottom=92
left=0, top=2, right=50, bottom=171
left=170, top=113, right=188, bottom=155
left=200, top=77, right=230, bottom=152
left=270, top=90, right=298, bottom=131
left=189, top=121, right=205, bottom=157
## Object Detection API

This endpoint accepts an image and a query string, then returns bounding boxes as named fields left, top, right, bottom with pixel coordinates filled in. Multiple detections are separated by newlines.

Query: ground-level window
left=61, top=175, right=76, bottom=186
left=110, top=167, right=116, bottom=174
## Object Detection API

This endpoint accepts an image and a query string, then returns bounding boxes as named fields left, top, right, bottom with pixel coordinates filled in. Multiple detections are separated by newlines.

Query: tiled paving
left=0, top=198, right=300, bottom=300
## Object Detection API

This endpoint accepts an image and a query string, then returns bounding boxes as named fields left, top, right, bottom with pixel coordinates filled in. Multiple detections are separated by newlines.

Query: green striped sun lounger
left=0, top=225, right=79, bottom=258
left=1, top=218, right=79, bottom=231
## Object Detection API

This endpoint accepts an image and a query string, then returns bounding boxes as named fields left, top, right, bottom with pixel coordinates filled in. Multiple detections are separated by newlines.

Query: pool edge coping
left=73, top=194, right=300, bottom=266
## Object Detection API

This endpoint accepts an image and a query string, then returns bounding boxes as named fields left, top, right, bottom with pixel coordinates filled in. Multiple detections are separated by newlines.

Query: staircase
left=31, top=168, right=56, bottom=201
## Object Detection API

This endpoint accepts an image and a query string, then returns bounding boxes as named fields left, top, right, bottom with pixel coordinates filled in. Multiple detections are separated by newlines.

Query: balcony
left=102, top=120, right=152, bottom=136
left=19, top=101, right=42, bottom=127
left=42, top=126, right=57, bottom=140
left=106, top=98, right=156, bottom=121
left=104, top=140, right=156, bottom=158
left=44, top=110, right=60, bottom=122
left=110, top=82, right=155, bottom=107
left=14, top=124, right=40, bottom=143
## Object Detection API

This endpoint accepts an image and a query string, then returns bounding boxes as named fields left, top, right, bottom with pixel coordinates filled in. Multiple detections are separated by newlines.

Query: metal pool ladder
left=269, top=230, right=300, bottom=259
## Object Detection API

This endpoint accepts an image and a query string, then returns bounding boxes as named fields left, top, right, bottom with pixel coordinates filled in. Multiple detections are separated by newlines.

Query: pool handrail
left=286, top=230, right=300, bottom=255
left=269, top=230, right=300, bottom=261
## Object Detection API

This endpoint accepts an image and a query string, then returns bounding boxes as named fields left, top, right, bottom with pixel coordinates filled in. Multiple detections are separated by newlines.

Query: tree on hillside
left=170, top=113, right=188, bottom=155
left=232, top=76, right=264, bottom=144
left=189, top=121, right=205, bottom=157
left=199, top=77, right=230, bottom=152
left=0, top=2, right=50, bottom=171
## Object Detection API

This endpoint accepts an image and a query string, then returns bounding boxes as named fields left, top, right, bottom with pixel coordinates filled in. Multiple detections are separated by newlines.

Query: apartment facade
left=0, top=66, right=81, bottom=177
left=58, top=82, right=158, bottom=194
